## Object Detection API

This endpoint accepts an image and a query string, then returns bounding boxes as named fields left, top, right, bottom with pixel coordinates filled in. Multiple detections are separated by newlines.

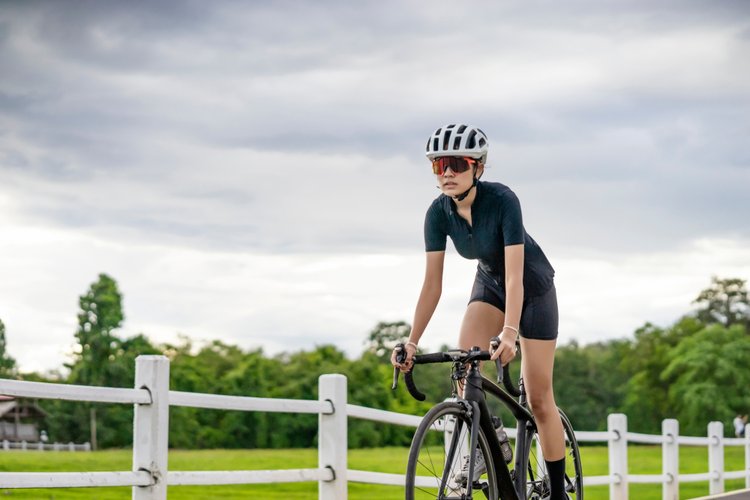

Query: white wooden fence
left=577, top=414, right=750, bottom=500
left=0, top=354, right=749, bottom=499
left=2, top=440, right=90, bottom=451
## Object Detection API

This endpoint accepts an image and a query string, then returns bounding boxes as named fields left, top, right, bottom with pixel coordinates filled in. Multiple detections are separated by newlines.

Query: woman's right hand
left=391, top=342, right=417, bottom=372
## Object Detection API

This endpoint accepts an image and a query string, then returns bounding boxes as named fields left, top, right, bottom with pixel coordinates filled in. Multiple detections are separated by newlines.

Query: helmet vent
left=425, top=124, right=488, bottom=161
left=442, top=129, right=452, bottom=150
left=466, top=129, right=477, bottom=149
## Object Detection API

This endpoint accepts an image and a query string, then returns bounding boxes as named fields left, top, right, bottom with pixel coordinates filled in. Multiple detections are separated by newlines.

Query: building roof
left=0, top=399, right=48, bottom=420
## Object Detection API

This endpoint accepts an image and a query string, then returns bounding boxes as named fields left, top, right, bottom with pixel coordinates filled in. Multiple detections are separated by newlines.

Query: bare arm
left=503, top=244, right=524, bottom=332
left=392, top=251, right=444, bottom=370
left=492, top=243, right=524, bottom=362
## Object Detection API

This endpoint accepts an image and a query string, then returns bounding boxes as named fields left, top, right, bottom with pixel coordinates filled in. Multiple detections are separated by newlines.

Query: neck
left=452, top=180, right=478, bottom=207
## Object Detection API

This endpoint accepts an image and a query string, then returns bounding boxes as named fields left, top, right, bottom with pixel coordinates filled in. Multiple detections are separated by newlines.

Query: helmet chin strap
left=435, top=164, right=483, bottom=201
left=452, top=176, right=478, bottom=202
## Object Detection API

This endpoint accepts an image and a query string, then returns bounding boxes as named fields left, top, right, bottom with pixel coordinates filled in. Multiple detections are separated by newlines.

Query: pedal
left=476, top=480, right=491, bottom=499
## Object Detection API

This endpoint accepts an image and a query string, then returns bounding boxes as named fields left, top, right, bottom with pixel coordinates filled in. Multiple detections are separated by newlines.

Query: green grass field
left=0, top=445, right=747, bottom=499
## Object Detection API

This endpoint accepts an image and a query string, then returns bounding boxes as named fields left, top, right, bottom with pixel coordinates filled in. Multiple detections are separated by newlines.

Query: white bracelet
left=406, top=341, right=418, bottom=350
left=502, top=325, right=519, bottom=335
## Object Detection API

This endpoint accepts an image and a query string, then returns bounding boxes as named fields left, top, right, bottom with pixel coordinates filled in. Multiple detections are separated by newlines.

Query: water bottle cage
left=491, top=415, right=503, bottom=429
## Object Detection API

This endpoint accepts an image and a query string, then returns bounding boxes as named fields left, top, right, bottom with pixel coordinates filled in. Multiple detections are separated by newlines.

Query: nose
left=441, top=166, right=456, bottom=177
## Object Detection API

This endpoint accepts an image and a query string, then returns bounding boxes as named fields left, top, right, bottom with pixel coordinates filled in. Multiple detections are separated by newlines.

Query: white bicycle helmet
left=425, top=124, right=489, bottom=164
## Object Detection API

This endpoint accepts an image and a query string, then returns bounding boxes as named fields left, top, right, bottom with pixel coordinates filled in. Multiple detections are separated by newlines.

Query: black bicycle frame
left=463, top=360, right=520, bottom=500
left=481, top=375, right=536, bottom=498
left=394, top=344, right=543, bottom=500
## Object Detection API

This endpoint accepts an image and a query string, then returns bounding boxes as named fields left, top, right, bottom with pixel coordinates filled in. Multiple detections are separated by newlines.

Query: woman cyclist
left=392, top=124, right=568, bottom=499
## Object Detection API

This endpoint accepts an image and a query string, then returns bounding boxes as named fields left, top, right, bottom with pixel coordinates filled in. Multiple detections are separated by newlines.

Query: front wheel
left=405, top=401, right=499, bottom=500
left=517, top=409, right=583, bottom=500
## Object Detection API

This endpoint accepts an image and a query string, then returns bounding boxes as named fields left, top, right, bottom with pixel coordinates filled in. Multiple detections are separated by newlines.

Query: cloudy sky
left=1, top=1, right=749, bottom=373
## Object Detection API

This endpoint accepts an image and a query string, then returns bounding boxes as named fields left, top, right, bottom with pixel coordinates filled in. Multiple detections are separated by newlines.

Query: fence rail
left=0, top=378, right=150, bottom=404
left=1, top=355, right=750, bottom=499
left=0, top=470, right=151, bottom=488
left=2, top=440, right=90, bottom=451
left=169, top=390, right=332, bottom=414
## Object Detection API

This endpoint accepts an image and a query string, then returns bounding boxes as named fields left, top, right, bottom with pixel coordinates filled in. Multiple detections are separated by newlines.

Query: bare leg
left=457, top=301, right=504, bottom=395
left=458, top=301, right=504, bottom=351
left=520, top=337, right=565, bottom=460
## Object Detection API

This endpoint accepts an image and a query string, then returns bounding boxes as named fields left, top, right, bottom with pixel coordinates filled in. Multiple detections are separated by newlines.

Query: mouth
left=442, top=182, right=457, bottom=188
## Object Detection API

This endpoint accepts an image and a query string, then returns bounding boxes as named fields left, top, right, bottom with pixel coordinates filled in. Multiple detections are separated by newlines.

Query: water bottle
left=492, top=416, right=513, bottom=464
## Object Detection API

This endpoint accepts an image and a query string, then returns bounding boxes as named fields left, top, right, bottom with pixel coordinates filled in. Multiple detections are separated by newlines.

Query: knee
left=527, top=390, right=557, bottom=422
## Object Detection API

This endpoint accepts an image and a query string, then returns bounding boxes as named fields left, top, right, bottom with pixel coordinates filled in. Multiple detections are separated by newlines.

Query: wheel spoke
left=519, top=411, right=584, bottom=499
left=406, top=402, right=499, bottom=500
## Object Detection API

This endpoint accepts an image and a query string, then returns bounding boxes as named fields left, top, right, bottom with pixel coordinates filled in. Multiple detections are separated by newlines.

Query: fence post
left=708, top=421, right=724, bottom=495
left=608, top=413, right=628, bottom=500
left=133, top=355, right=170, bottom=500
left=319, top=374, right=347, bottom=500
left=662, top=419, right=679, bottom=500
left=745, top=423, right=750, bottom=489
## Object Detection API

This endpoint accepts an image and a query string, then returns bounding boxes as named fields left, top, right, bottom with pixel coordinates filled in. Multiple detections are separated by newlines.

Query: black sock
left=545, top=457, right=567, bottom=499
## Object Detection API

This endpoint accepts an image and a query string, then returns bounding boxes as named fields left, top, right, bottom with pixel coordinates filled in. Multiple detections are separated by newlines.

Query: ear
left=475, top=163, right=485, bottom=180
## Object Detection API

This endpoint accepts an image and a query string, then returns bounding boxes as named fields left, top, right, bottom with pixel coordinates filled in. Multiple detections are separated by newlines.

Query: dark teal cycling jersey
left=424, top=180, right=555, bottom=298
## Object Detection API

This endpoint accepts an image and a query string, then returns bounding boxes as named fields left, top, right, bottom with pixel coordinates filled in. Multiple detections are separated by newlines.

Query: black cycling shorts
left=468, top=277, right=559, bottom=340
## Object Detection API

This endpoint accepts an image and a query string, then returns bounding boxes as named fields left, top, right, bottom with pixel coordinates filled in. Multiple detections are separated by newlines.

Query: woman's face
left=434, top=157, right=481, bottom=197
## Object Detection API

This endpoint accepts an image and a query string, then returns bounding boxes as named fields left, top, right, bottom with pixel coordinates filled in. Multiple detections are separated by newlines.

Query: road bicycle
left=392, top=338, right=583, bottom=500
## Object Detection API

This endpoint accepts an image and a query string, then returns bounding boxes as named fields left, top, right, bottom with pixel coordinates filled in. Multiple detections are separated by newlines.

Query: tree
left=0, top=319, right=17, bottom=377
left=616, top=317, right=705, bottom=433
left=68, top=273, right=125, bottom=450
left=364, top=321, right=411, bottom=360
left=71, top=273, right=124, bottom=386
left=661, top=323, right=750, bottom=436
left=693, top=277, right=750, bottom=329
left=553, top=340, right=629, bottom=432
left=167, top=338, right=271, bottom=449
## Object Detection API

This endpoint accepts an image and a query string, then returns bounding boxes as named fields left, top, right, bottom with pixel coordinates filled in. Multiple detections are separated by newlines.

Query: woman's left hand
left=490, top=332, right=517, bottom=365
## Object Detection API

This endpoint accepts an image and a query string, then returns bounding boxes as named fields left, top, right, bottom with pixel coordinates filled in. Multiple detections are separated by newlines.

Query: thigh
left=458, top=301, right=505, bottom=351
left=520, top=338, right=557, bottom=397
left=519, top=284, right=559, bottom=341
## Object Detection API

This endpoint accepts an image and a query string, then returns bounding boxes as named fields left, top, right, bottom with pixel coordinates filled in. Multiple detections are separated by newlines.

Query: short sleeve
left=424, top=200, right=447, bottom=252
left=500, top=190, right=525, bottom=246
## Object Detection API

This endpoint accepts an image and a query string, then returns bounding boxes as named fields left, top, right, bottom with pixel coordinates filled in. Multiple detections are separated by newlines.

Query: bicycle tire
left=405, top=401, right=499, bottom=500
left=518, top=409, right=583, bottom=500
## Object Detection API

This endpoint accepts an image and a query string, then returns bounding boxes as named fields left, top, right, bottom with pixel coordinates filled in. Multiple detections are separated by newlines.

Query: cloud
left=2, top=204, right=748, bottom=373
left=1, top=1, right=749, bottom=371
